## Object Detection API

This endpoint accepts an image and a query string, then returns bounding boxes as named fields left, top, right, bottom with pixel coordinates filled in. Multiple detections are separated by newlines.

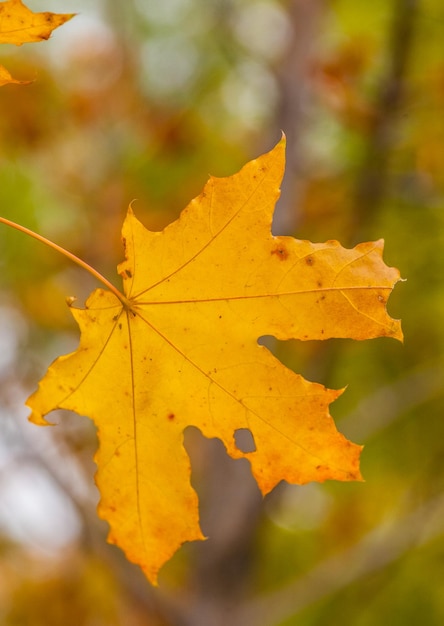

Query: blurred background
left=1, top=0, right=444, bottom=624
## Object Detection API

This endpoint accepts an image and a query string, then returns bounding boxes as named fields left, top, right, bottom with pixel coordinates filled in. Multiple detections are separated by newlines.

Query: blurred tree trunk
left=273, top=0, right=326, bottom=235
left=352, top=0, right=419, bottom=240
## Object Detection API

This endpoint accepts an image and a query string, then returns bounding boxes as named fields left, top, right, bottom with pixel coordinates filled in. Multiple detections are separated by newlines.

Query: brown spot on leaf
left=305, top=256, right=314, bottom=266
left=167, top=413, right=175, bottom=421
left=271, top=246, right=289, bottom=260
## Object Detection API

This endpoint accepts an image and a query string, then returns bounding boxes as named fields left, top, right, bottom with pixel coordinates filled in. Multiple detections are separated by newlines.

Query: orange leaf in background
left=0, top=63, right=29, bottom=85
left=26, top=138, right=402, bottom=584
left=0, top=0, right=73, bottom=85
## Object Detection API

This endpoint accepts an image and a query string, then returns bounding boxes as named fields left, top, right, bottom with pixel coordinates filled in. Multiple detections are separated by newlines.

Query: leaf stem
left=0, top=216, right=129, bottom=306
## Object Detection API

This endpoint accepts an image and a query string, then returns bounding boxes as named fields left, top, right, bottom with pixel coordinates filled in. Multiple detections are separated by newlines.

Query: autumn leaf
left=0, top=0, right=73, bottom=85
left=0, top=63, right=28, bottom=85
left=26, top=137, right=402, bottom=584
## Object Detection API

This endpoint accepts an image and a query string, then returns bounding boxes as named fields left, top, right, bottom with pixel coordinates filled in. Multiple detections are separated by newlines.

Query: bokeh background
left=1, top=0, right=444, bottom=624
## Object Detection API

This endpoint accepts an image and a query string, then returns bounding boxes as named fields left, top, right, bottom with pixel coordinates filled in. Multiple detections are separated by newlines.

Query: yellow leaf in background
left=26, top=138, right=402, bottom=584
left=0, top=0, right=73, bottom=84
left=0, top=62, right=29, bottom=84
left=0, top=0, right=73, bottom=44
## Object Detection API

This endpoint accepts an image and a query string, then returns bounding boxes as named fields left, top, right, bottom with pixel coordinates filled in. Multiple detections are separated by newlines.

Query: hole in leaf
left=257, top=335, right=274, bottom=349
left=234, top=428, right=256, bottom=453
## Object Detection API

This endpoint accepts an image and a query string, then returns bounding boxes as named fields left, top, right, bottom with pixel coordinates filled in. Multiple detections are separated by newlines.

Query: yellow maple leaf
left=26, top=138, right=402, bottom=584
left=0, top=0, right=73, bottom=85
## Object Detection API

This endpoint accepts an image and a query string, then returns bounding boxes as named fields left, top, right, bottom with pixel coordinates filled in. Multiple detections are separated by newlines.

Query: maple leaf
left=0, top=0, right=73, bottom=85
left=25, top=137, right=402, bottom=584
